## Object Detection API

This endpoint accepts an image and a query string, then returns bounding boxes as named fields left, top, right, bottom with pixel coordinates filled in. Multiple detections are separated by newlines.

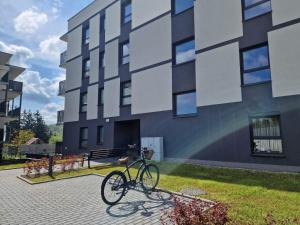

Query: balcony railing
left=60, top=51, right=67, bottom=68
left=57, top=110, right=64, bottom=125
left=58, top=80, right=65, bottom=96
left=7, top=107, right=21, bottom=118
left=8, top=80, right=23, bottom=92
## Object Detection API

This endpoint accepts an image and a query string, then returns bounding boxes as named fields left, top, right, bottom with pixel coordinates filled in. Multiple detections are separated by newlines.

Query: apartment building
left=0, top=51, right=24, bottom=151
left=59, top=0, right=300, bottom=169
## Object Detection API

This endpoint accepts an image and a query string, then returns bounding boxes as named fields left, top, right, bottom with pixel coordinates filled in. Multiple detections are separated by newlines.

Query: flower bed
left=23, top=155, right=84, bottom=177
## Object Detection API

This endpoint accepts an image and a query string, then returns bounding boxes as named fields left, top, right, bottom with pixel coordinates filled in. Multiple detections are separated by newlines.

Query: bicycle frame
left=122, top=152, right=148, bottom=184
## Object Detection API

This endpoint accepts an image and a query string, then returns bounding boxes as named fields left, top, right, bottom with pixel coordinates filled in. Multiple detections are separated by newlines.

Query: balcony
left=57, top=110, right=64, bottom=125
left=58, top=80, right=65, bottom=96
left=8, top=80, right=23, bottom=93
left=59, top=51, right=67, bottom=68
left=8, top=107, right=21, bottom=118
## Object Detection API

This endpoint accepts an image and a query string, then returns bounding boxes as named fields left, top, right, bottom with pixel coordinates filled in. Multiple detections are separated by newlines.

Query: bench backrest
left=89, top=148, right=127, bottom=159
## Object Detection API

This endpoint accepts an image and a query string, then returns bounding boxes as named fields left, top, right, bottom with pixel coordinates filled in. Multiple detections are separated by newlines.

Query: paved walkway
left=0, top=169, right=174, bottom=225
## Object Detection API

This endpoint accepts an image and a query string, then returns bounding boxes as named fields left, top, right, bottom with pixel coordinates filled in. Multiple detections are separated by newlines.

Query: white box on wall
left=141, top=137, right=164, bottom=161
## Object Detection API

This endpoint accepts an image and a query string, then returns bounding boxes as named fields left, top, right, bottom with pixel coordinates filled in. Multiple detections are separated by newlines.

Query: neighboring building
left=0, top=51, right=24, bottom=146
left=59, top=0, right=300, bottom=169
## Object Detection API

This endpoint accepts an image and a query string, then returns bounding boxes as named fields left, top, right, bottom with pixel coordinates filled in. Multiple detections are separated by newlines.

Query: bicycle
left=101, top=145, right=160, bottom=205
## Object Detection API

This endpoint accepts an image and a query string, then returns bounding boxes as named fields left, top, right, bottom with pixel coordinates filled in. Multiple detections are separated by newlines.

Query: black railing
left=8, top=107, right=21, bottom=118
left=8, top=80, right=23, bottom=92
left=58, top=80, right=65, bottom=96
left=57, top=110, right=64, bottom=125
left=60, top=51, right=67, bottom=67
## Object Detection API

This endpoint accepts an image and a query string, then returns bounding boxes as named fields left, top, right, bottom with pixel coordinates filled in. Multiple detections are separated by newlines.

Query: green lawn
left=28, top=162, right=300, bottom=224
left=0, top=163, right=25, bottom=170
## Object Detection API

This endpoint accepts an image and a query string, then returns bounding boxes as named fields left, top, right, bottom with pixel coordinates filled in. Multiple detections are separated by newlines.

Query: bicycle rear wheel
left=140, top=164, right=160, bottom=191
left=101, top=171, right=127, bottom=205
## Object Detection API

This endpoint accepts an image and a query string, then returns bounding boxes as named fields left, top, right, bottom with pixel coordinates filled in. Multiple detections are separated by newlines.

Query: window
left=83, top=58, right=90, bottom=78
left=83, top=26, right=90, bottom=45
left=97, top=126, right=104, bottom=145
left=100, top=51, right=105, bottom=68
left=100, top=14, right=106, bottom=32
left=98, top=88, right=104, bottom=105
left=173, top=0, right=194, bottom=14
left=80, top=93, right=87, bottom=113
left=121, top=42, right=130, bottom=65
left=174, top=91, right=197, bottom=116
left=242, top=45, right=271, bottom=85
left=80, top=127, right=88, bottom=148
left=122, top=0, right=132, bottom=24
left=250, top=115, right=283, bottom=155
left=174, top=39, right=195, bottom=65
left=243, top=0, right=271, bottom=20
left=121, top=82, right=131, bottom=106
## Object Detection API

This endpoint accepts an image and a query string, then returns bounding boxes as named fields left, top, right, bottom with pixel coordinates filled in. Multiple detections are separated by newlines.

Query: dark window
left=121, top=82, right=131, bottom=106
left=98, top=88, right=104, bottom=105
left=80, top=127, right=88, bottom=148
left=242, top=45, right=271, bottom=85
left=83, top=26, right=90, bottom=45
left=97, top=126, right=104, bottom=145
left=174, top=39, right=195, bottom=65
left=100, top=14, right=106, bottom=32
left=122, top=0, right=132, bottom=24
left=175, top=91, right=197, bottom=116
left=250, top=115, right=283, bottom=155
left=121, top=42, right=130, bottom=65
left=174, top=0, right=194, bottom=14
left=80, top=93, right=87, bottom=113
left=100, top=51, right=105, bottom=68
left=243, top=0, right=271, bottom=20
left=83, top=58, right=90, bottom=78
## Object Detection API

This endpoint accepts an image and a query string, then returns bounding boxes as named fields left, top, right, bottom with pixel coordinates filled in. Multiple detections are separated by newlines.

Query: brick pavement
left=0, top=169, right=174, bottom=225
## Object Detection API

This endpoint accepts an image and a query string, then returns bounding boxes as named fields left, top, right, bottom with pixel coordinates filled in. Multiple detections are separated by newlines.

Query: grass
left=0, top=163, right=25, bottom=170
left=26, top=161, right=300, bottom=224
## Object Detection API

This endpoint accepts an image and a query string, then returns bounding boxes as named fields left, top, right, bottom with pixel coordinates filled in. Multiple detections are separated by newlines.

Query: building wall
left=62, top=0, right=300, bottom=167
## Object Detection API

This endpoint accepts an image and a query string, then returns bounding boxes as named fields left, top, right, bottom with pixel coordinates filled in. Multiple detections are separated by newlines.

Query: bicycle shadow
left=106, top=189, right=174, bottom=218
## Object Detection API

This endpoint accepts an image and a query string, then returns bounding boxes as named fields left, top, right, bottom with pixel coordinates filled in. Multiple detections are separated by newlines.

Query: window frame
left=172, top=0, right=194, bottom=15
left=120, top=41, right=130, bottom=65
left=97, top=126, right=104, bottom=145
left=121, top=0, right=132, bottom=24
left=82, top=58, right=90, bottom=79
left=79, top=127, right=88, bottom=149
left=80, top=92, right=88, bottom=113
left=98, top=88, right=104, bottom=106
left=121, top=81, right=131, bottom=106
left=242, top=0, right=272, bottom=21
left=249, top=114, right=285, bottom=157
left=83, top=26, right=90, bottom=45
left=173, top=37, right=195, bottom=66
left=241, top=44, right=271, bottom=86
left=173, top=90, right=197, bottom=117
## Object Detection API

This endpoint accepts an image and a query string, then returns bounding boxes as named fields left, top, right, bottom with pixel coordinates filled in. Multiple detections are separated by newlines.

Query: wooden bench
left=87, top=148, right=126, bottom=168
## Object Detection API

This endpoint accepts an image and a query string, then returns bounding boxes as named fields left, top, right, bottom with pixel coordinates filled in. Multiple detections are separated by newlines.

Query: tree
left=20, top=110, right=50, bottom=143
left=6, top=130, right=35, bottom=157
left=49, top=133, right=63, bottom=144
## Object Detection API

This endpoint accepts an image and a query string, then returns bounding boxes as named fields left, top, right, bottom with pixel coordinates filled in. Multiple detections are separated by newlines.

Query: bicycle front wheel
left=140, top=164, right=160, bottom=191
left=101, top=171, right=127, bottom=205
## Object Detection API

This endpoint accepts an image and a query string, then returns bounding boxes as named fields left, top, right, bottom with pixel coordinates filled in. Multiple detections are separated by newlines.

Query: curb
left=17, top=173, right=214, bottom=204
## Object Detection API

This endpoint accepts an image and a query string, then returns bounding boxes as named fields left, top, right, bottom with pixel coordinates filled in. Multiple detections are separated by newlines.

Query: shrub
left=161, top=197, right=229, bottom=225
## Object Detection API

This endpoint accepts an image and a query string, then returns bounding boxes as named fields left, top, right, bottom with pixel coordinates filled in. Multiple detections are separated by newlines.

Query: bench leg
left=88, top=159, right=90, bottom=169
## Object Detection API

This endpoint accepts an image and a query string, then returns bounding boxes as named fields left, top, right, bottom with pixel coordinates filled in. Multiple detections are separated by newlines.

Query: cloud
left=0, top=41, right=34, bottom=67
left=52, top=0, right=64, bottom=14
left=39, top=35, right=64, bottom=63
left=17, top=70, right=64, bottom=104
left=14, top=7, right=48, bottom=34
left=40, top=102, right=64, bottom=124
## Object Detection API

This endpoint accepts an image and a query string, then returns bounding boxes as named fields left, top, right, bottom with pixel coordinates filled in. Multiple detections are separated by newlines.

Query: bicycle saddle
left=118, top=157, right=129, bottom=165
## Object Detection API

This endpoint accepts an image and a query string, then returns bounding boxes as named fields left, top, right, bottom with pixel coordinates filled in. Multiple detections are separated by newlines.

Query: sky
left=0, top=0, right=93, bottom=124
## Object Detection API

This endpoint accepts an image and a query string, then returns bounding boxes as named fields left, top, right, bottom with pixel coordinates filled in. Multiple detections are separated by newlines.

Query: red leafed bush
left=161, top=197, right=229, bottom=225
